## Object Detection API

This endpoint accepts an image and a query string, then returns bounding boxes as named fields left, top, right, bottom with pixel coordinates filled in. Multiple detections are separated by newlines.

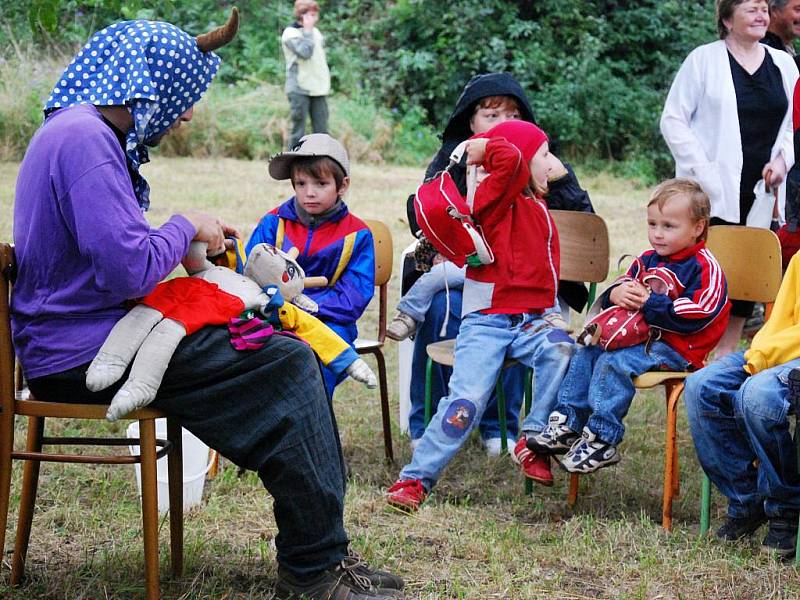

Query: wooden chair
left=0, top=243, right=184, bottom=599
left=696, top=227, right=786, bottom=541
left=423, top=210, right=610, bottom=488
left=354, top=220, right=395, bottom=461
left=567, top=225, right=783, bottom=531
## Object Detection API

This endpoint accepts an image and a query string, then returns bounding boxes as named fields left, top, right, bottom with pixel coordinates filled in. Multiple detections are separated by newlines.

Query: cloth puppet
left=577, top=257, right=680, bottom=351
left=86, top=241, right=377, bottom=421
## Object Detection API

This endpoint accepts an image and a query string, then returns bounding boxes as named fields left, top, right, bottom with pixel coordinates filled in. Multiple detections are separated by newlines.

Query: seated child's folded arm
left=641, top=288, right=725, bottom=334
left=471, top=138, right=532, bottom=220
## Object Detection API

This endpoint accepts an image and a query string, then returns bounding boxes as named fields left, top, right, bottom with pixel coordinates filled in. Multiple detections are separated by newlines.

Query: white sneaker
left=386, top=311, right=418, bottom=341
left=482, top=437, right=517, bottom=457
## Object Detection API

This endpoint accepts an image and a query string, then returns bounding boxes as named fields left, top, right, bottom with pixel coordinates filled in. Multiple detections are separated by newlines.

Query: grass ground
left=0, top=157, right=797, bottom=599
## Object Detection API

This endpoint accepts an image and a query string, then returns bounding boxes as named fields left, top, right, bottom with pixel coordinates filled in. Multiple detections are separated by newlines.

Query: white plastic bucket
left=127, top=418, right=213, bottom=513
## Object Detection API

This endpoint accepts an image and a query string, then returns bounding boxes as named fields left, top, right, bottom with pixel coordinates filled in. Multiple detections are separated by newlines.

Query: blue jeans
left=554, top=341, right=689, bottom=445
left=685, top=351, right=800, bottom=519
left=408, top=289, right=524, bottom=441
left=401, top=311, right=575, bottom=489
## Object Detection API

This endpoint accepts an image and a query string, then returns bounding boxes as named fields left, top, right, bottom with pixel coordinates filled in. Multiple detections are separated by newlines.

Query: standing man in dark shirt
left=763, top=0, right=800, bottom=62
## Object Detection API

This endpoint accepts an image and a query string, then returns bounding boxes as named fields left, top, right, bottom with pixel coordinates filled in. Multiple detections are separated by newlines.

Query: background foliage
left=0, top=0, right=723, bottom=178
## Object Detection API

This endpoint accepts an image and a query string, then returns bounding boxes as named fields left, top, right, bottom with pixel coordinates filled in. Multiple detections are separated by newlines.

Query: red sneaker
left=513, top=437, right=553, bottom=486
left=386, top=478, right=428, bottom=512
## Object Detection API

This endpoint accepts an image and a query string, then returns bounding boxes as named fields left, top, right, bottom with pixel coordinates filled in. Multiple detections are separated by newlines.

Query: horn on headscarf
left=196, top=7, right=240, bottom=53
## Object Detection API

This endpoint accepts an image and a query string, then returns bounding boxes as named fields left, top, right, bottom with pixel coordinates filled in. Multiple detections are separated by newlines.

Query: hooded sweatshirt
left=462, top=121, right=560, bottom=315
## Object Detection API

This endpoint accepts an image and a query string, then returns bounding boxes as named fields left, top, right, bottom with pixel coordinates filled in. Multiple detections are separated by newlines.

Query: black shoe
left=715, top=508, right=768, bottom=541
left=761, top=516, right=799, bottom=559
left=344, top=548, right=405, bottom=590
left=275, top=560, right=405, bottom=599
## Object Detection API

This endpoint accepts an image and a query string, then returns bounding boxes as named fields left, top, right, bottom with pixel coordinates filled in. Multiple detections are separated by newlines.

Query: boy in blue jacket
left=248, top=134, right=375, bottom=397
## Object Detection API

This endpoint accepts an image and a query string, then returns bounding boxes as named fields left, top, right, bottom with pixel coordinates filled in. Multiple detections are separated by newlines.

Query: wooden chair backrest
left=1, top=243, right=14, bottom=420
left=706, top=225, right=783, bottom=303
left=363, top=220, right=393, bottom=342
left=365, top=219, right=393, bottom=287
left=550, top=210, right=610, bottom=284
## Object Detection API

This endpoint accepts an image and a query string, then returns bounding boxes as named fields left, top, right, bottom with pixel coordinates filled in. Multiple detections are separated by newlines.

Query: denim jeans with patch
left=408, top=290, right=525, bottom=442
left=400, top=311, right=575, bottom=489
left=553, top=341, right=689, bottom=446
left=685, top=351, right=800, bottom=519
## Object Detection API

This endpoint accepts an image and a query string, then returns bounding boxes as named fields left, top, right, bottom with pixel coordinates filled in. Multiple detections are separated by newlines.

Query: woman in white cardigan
left=661, top=0, right=799, bottom=355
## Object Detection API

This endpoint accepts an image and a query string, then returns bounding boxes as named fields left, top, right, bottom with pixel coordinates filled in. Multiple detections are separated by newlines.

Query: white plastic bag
left=746, top=179, right=776, bottom=229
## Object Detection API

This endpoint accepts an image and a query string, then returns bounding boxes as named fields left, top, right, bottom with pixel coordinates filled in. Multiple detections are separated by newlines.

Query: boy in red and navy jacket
left=247, top=134, right=374, bottom=397
left=386, top=121, right=578, bottom=512
left=531, top=178, right=730, bottom=474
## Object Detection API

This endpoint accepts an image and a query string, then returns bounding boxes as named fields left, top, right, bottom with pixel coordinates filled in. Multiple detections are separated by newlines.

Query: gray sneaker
left=275, top=559, right=405, bottom=599
left=527, top=412, right=579, bottom=454
left=386, top=312, right=417, bottom=341
left=557, top=427, right=621, bottom=474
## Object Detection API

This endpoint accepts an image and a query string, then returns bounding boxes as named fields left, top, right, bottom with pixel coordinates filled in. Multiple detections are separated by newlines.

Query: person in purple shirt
left=9, top=12, right=403, bottom=600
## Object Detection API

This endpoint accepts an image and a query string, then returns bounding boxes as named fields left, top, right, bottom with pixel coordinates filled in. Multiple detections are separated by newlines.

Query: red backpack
left=577, top=259, right=679, bottom=351
left=413, top=143, right=494, bottom=268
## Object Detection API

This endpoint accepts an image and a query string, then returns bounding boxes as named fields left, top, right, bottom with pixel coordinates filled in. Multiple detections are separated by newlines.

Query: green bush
left=0, top=0, right=727, bottom=179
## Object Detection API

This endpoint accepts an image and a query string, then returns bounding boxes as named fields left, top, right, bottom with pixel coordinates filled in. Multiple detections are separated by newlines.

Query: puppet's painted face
left=244, top=243, right=306, bottom=302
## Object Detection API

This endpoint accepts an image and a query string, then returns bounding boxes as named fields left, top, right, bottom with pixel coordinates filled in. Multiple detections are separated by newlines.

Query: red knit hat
left=474, top=120, right=549, bottom=162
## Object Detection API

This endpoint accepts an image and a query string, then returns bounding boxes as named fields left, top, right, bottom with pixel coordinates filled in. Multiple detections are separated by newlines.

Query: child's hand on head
left=465, top=138, right=489, bottom=166
left=609, top=280, right=650, bottom=310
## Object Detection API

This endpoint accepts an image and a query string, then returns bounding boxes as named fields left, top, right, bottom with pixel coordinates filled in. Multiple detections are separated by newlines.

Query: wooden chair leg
left=662, top=381, right=683, bottom=532
left=567, top=474, right=579, bottom=507
left=0, top=394, right=15, bottom=559
left=166, top=418, right=184, bottom=578
left=138, top=418, right=161, bottom=600
left=207, top=451, right=220, bottom=480
left=11, top=416, right=44, bottom=584
left=373, top=349, right=394, bottom=461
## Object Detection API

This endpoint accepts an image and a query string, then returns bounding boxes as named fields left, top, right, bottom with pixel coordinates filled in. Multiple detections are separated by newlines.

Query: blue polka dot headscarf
left=44, top=20, right=221, bottom=211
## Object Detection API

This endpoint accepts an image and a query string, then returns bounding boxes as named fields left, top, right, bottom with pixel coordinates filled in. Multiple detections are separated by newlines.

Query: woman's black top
left=728, top=50, right=787, bottom=222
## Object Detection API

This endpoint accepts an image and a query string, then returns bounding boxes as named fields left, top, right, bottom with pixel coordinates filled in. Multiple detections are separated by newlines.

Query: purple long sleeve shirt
left=12, top=105, right=195, bottom=379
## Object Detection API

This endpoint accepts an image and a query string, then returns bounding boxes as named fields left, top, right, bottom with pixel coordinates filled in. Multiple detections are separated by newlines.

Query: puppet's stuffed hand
left=86, top=351, right=130, bottom=392
left=105, top=379, right=160, bottom=421
left=346, top=358, right=378, bottom=388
